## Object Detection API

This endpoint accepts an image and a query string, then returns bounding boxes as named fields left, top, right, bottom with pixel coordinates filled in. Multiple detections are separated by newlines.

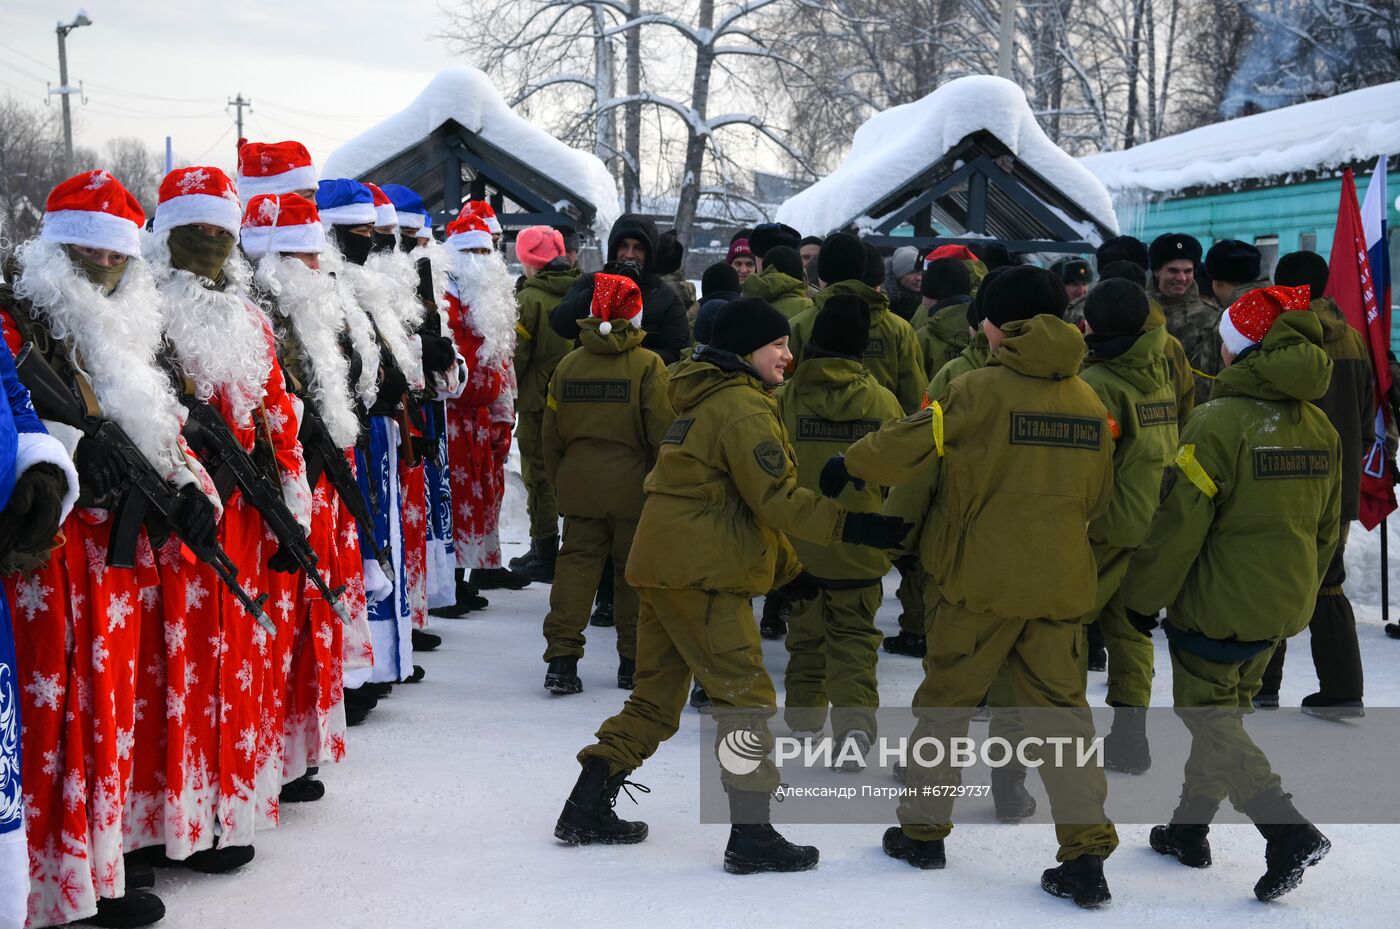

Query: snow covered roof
left=1080, top=82, right=1400, bottom=196
left=776, top=76, right=1118, bottom=240
left=323, top=67, right=620, bottom=239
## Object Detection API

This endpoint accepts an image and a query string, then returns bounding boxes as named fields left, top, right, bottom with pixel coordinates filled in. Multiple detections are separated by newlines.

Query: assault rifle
left=16, top=343, right=274, bottom=634
left=177, top=390, right=352, bottom=625
left=298, top=399, right=394, bottom=580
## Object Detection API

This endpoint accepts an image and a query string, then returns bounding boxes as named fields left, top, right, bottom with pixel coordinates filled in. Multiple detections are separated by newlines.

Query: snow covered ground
left=149, top=485, right=1400, bottom=928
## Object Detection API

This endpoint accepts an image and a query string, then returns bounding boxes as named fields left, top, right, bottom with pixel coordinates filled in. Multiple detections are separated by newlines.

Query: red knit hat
left=42, top=170, right=145, bottom=257
left=591, top=273, right=643, bottom=335
left=1218, top=284, right=1312, bottom=355
left=153, top=166, right=243, bottom=237
left=236, top=140, right=317, bottom=200
left=515, top=225, right=565, bottom=269
left=365, top=182, right=397, bottom=229
left=726, top=238, right=753, bottom=265
left=240, top=193, right=326, bottom=259
left=465, top=199, right=501, bottom=234
left=925, top=244, right=978, bottom=264
left=446, top=209, right=492, bottom=251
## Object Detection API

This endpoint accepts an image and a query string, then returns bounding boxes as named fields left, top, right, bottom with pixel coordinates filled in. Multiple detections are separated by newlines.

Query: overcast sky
left=0, top=2, right=465, bottom=175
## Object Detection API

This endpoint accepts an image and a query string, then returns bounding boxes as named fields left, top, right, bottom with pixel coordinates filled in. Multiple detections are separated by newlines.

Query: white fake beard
left=253, top=252, right=360, bottom=448
left=415, top=239, right=457, bottom=341
left=320, top=242, right=382, bottom=407
left=146, top=232, right=271, bottom=429
left=367, top=246, right=426, bottom=329
left=449, top=250, right=517, bottom=367
left=348, top=255, right=424, bottom=390
left=14, top=239, right=189, bottom=477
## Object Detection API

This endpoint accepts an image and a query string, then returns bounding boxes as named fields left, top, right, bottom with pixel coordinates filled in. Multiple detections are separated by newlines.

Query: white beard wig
left=14, top=239, right=189, bottom=479
left=367, top=246, right=425, bottom=329
left=449, top=249, right=517, bottom=367
left=354, top=251, right=425, bottom=390
left=254, top=252, right=360, bottom=448
left=320, top=242, right=382, bottom=408
left=145, top=231, right=271, bottom=429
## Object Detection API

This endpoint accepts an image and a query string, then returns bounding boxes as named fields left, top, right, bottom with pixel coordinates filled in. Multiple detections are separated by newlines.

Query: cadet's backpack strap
left=1175, top=444, right=1217, bottom=498
left=929, top=400, right=945, bottom=458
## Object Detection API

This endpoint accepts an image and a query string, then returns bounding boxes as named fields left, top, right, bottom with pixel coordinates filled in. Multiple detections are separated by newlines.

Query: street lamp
left=53, top=10, right=93, bottom=176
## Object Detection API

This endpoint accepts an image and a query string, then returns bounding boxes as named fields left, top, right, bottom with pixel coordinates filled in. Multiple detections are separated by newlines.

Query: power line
left=192, top=123, right=235, bottom=162
left=0, top=40, right=56, bottom=74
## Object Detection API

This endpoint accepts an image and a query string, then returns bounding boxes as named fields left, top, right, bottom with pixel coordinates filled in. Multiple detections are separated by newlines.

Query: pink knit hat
left=516, top=225, right=565, bottom=269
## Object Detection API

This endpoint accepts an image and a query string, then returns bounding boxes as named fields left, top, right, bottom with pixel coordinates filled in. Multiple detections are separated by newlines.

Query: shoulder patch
left=1136, top=399, right=1177, bottom=428
left=945, top=348, right=962, bottom=362
left=863, top=337, right=886, bottom=359
left=795, top=416, right=883, bottom=443
left=1253, top=447, right=1331, bottom=480
left=561, top=379, right=631, bottom=403
left=1009, top=412, right=1103, bottom=450
left=661, top=418, right=693, bottom=445
left=752, top=440, right=789, bottom=478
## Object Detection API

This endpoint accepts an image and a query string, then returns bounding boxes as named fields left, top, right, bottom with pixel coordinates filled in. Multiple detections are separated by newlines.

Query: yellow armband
left=1175, top=444, right=1217, bottom=498
left=930, top=400, right=945, bottom=458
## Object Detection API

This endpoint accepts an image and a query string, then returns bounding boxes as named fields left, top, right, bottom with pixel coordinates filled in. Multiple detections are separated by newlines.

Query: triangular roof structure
left=776, top=76, right=1118, bottom=254
left=323, top=67, right=620, bottom=240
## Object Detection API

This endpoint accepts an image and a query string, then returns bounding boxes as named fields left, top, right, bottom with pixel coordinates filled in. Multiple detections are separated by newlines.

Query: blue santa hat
left=315, top=178, right=377, bottom=227
left=380, top=183, right=430, bottom=234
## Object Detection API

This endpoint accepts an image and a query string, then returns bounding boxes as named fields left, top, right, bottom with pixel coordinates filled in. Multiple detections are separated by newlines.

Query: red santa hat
left=41, top=169, right=145, bottom=257
left=365, top=182, right=397, bottom=229
left=1218, top=284, right=1312, bottom=355
left=240, top=193, right=326, bottom=259
left=924, top=244, right=978, bottom=265
left=236, top=140, right=318, bottom=200
left=465, top=199, right=501, bottom=234
left=446, top=209, right=493, bottom=251
left=152, top=166, right=243, bottom=237
left=591, top=272, right=643, bottom=336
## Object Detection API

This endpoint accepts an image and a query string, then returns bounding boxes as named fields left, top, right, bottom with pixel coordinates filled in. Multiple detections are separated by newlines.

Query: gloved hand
left=778, top=570, right=821, bottom=603
left=421, top=334, right=455, bottom=374
left=1127, top=609, right=1160, bottom=637
left=819, top=454, right=864, bottom=498
left=174, top=484, right=218, bottom=550
left=841, top=512, right=912, bottom=550
left=0, top=464, right=67, bottom=559
left=267, top=544, right=300, bottom=574
left=409, top=435, right=435, bottom=462
left=379, top=364, right=409, bottom=400
left=74, top=435, right=123, bottom=498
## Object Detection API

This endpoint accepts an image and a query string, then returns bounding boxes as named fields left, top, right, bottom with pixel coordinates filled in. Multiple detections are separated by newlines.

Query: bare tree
left=0, top=97, right=68, bottom=245
left=99, top=137, right=164, bottom=216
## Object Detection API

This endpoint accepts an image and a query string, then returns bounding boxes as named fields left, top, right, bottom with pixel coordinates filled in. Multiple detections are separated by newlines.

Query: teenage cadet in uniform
left=1149, top=233, right=1219, bottom=409
left=742, top=245, right=814, bottom=321
left=540, top=273, right=675, bottom=694
left=912, top=257, right=973, bottom=382
left=1078, top=279, right=1179, bottom=774
left=554, top=297, right=910, bottom=874
left=1120, top=285, right=1339, bottom=902
left=824, top=266, right=1120, bottom=908
left=1098, top=260, right=1198, bottom=428
left=776, top=295, right=903, bottom=766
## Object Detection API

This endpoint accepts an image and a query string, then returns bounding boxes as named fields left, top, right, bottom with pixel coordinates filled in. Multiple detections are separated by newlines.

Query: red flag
left=1325, top=168, right=1397, bottom=529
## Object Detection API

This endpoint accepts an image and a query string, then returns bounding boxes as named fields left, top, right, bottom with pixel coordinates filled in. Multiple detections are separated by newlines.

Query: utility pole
left=997, top=0, right=1015, bottom=79
left=228, top=93, right=253, bottom=142
left=51, top=10, right=93, bottom=177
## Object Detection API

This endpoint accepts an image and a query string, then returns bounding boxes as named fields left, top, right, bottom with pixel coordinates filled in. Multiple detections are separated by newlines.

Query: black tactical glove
left=74, top=435, right=123, bottom=498
left=1126, top=609, right=1160, bottom=637
left=841, top=512, right=912, bottom=550
left=778, top=571, right=821, bottom=604
left=267, top=544, right=299, bottom=574
left=420, top=333, right=455, bottom=374
left=174, top=484, right=218, bottom=550
left=818, top=454, right=864, bottom=498
left=0, top=464, right=67, bottom=559
left=379, top=364, right=409, bottom=400
left=409, top=435, right=435, bottom=462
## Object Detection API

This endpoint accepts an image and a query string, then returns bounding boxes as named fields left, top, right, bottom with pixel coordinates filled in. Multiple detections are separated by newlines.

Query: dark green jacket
left=910, top=296, right=972, bottom=382
left=927, top=330, right=990, bottom=402
left=1306, top=296, right=1373, bottom=521
left=514, top=268, right=580, bottom=412
left=1121, top=311, right=1341, bottom=643
left=845, top=315, right=1114, bottom=621
left=776, top=355, right=902, bottom=581
left=544, top=319, right=675, bottom=519
left=743, top=266, right=814, bottom=320
left=1145, top=301, right=1197, bottom=427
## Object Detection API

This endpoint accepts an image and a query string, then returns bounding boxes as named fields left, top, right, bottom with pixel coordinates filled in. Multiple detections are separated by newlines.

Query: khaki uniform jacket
left=845, top=315, right=1115, bottom=621
left=1152, top=280, right=1223, bottom=408
left=1144, top=301, right=1198, bottom=427
left=544, top=319, right=675, bottom=519
left=515, top=268, right=580, bottom=413
left=625, top=352, right=847, bottom=597
left=742, top=266, right=815, bottom=320
left=910, top=296, right=972, bottom=382
left=1121, top=312, right=1341, bottom=643
left=776, top=355, right=903, bottom=581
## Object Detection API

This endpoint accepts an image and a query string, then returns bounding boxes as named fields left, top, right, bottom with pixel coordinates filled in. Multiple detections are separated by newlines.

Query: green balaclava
left=167, top=224, right=235, bottom=285
left=64, top=245, right=128, bottom=295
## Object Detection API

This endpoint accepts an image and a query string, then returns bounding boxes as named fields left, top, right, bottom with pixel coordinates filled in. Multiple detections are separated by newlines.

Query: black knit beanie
left=694, top=297, right=730, bottom=344
left=810, top=294, right=871, bottom=358
left=1096, top=235, right=1150, bottom=271
left=1098, top=260, right=1149, bottom=287
left=967, top=266, right=1008, bottom=328
left=656, top=229, right=685, bottom=276
left=817, top=232, right=865, bottom=284
left=1083, top=279, right=1150, bottom=336
left=1204, top=239, right=1261, bottom=284
left=922, top=257, right=972, bottom=300
left=861, top=243, right=885, bottom=287
left=763, top=245, right=803, bottom=281
left=711, top=297, right=791, bottom=356
left=749, top=222, right=801, bottom=258
left=1274, top=250, right=1328, bottom=297
left=980, top=265, right=1069, bottom=328
left=701, top=261, right=740, bottom=298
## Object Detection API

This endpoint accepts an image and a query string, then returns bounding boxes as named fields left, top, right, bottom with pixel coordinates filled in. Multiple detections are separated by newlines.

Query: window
left=1255, top=235, right=1280, bottom=279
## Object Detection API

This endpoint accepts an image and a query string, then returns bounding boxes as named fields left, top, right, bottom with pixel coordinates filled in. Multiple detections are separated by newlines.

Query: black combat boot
left=508, top=538, right=540, bottom=571
left=1086, top=622, right=1107, bottom=673
left=882, top=630, right=926, bottom=658
left=1103, top=705, right=1152, bottom=774
left=554, top=757, right=649, bottom=845
left=84, top=890, right=165, bottom=928
left=689, top=683, right=711, bottom=713
left=516, top=536, right=558, bottom=583
left=169, top=843, right=256, bottom=874
left=411, top=628, right=441, bottom=652
left=279, top=773, right=326, bottom=803
left=471, top=566, right=531, bottom=590
left=545, top=656, right=583, bottom=695
left=1042, top=854, right=1111, bottom=907
left=1150, top=793, right=1219, bottom=868
left=1241, top=789, right=1330, bottom=901
left=882, top=826, right=946, bottom=869
left=431, top=572, right=489, bottom=617
left=759, top=593, right=788, bottom=640
left=1300, top=692, right=1364, bottom=721
left=123, top=851, right=156, bottom=889
left=617, top=656, right=635, bottom=690
left=723, top=789, right=819, bottom=874
left=991, top=766, right=1037, bottom=821
left=591, top=560, right=615, bottom=627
